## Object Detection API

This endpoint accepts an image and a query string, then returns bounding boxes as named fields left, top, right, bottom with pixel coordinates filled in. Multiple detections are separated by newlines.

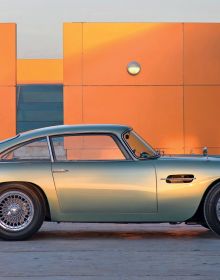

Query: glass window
left=0, top=138, right=50, bottom=161
left=51, top=134, right=126, bottom=161
left=123, top=130, right=157, bottom=159
left=16, top=85, right=63, bottom=133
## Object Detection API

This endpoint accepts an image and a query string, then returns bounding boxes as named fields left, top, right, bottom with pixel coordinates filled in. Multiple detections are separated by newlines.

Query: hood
left=158, top=155, right=220, bottom=162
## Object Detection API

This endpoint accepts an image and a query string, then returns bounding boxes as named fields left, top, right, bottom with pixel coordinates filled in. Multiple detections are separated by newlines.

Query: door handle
left=53, top=169, right=69, bottom=173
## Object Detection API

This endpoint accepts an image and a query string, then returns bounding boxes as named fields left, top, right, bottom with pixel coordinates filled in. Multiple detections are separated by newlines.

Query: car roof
left=20, top=124, right=131, bottom=138
left=0, top=124, right=132, bottom=153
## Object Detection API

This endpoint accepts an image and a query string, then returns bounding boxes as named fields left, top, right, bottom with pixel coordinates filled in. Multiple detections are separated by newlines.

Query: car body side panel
left=0, top=162, right=60, bottom=221
left=52, top=157, right=220, bottom=222
left=0, top=158, right=219, bottom=223
left=154, top=157, right=220, bottom=221
left=52, top=160, right=157, bottom=218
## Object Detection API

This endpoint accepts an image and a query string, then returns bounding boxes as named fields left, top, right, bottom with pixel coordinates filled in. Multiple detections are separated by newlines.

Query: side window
left=0, top=137, right=50, bottom=161
left=51, top=134, right=126, bottom=161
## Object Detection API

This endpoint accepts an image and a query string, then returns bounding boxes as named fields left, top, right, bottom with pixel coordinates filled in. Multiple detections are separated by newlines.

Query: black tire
left=200, top=222, right=210, bottom=229
left=0, top=183, right=45, bottom=241
left=204, top=183, right=220, bottom=236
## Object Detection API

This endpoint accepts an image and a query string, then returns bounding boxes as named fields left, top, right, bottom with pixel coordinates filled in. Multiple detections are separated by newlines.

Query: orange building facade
left=1, top=22, right=220, bottom=155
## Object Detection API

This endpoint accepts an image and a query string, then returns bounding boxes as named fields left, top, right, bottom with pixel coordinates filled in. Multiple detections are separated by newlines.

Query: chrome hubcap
left=0, top=191, right=34, bottom=231
left=216, top=198, right=220, bottom=221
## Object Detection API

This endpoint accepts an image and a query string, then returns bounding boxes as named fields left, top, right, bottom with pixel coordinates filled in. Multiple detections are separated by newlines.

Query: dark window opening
left=16, top=84, right=63, bottom=133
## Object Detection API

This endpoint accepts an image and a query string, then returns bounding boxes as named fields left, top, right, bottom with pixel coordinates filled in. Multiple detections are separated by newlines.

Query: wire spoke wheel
left=216, top=198, right=220, bottom=222
left=204, top=183, right=220, bottom=236
left=0, top=191, right=34, bottom=232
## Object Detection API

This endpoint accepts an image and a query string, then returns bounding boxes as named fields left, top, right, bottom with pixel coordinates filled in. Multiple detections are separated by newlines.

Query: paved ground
left=0, top=222, right=219, bottom=280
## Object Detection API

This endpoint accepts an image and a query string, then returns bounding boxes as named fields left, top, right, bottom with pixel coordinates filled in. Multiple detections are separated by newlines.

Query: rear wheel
left=204, top=183, right=220, bottom=236
left=0, top=183, right=45, bottom=240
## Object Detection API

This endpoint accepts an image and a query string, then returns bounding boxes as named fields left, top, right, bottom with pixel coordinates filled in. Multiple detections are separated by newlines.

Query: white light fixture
left=127, top=61, right=141, bottom=75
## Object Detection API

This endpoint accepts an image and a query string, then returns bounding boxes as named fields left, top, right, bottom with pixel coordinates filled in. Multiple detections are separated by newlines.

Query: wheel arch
left=187, top=178, right=220, bottom=224
left=0, top=181, right=51, bottom=221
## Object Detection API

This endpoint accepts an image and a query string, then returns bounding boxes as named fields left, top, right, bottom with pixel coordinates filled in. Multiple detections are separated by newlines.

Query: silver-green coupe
left=0, top=124, right=219, bottom=240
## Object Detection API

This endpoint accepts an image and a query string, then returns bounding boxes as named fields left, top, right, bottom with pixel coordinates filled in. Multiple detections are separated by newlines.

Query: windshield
left=123, top=130, right=158, bottom=159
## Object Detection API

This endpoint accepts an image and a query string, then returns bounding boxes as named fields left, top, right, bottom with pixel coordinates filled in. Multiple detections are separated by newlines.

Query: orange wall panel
left=83, top=23, right=183, bottom=85
left=17, top=59, right=63, bottom=84
left=184, top=86, right=220, bottom=154
left=64, top=86, right=83, bottom=124
left=0, top=87, right=16, bottom=140
left=63, top=23, right=82, bottom=85
left=83, top=86, right=184, bottom=154
left=0, top=23, right=16, bottom=86
left=184, top=23, right=220, bottom=85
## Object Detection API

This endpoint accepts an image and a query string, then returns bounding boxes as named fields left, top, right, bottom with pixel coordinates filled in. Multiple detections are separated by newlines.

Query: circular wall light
left=127, top=61, right=141, bottom=75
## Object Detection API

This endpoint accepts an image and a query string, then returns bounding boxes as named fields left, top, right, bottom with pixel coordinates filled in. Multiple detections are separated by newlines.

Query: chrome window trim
left=47, top=136, right=54, bottom=162
left=121, top=129, right=157, bottom=160
left=49, top=132, right=131, bottom=162
left=121, top=129, right=138, bottom=161
left=0, top=137, right=51, bottom=162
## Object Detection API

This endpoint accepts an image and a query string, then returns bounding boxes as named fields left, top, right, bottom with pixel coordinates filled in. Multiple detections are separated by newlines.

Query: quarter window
left=123, top=130, right=157, bottom=158
left=0, top=138, right=50, bottom=161
left=51, top=134, right=126, bottom=161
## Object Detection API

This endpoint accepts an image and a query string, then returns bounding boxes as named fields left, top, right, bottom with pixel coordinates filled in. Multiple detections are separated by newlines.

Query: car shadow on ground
left=31, top=225, right=218, bottom=240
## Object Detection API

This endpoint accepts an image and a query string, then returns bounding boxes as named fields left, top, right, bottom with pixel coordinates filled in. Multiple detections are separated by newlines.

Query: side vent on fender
left=163, top=174, right=195, bottom=184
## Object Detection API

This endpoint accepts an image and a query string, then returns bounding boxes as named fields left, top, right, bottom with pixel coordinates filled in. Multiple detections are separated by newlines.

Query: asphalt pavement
left=0, top=222, right=219, bottom=280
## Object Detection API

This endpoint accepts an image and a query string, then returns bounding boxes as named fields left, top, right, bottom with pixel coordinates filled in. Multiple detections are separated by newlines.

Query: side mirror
left=140, top=152, right=149, bottom=159
left=203, top=146, right=208, bottom=157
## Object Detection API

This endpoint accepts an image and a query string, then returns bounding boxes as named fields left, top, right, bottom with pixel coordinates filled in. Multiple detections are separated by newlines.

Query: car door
left=51, top=133, right=157, bottom=220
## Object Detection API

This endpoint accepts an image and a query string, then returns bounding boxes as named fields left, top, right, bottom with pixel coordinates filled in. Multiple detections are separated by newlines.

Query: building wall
left=0, top=24, right=16, bottom=140
left=63, top=23, right=220, bottom=154
left=1, top=22, right=220, bottom=155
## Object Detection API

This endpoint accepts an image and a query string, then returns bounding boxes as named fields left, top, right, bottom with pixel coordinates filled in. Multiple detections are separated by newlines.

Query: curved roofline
left=0, top=124, right=132, bottom=153
left=20, top=124, right=131, bottom=137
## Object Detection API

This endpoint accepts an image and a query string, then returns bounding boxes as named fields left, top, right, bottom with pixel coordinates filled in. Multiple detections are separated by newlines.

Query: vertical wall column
left=0, top=23, right=16, bottom=140
left=184, top=23, right=220, bottom=154
left=63, top=23, right=83, bottom=125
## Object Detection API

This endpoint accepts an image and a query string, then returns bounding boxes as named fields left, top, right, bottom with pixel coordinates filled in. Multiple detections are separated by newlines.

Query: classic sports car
left=0, top=124, right=220, bottom=240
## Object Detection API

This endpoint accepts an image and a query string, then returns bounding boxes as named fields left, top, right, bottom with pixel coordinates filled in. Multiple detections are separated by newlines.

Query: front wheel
left=204, top=183, right=220, bottom=236
left=200, top=222, right=210, bottom=229
left=0, top=183, right=45, bottom=240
